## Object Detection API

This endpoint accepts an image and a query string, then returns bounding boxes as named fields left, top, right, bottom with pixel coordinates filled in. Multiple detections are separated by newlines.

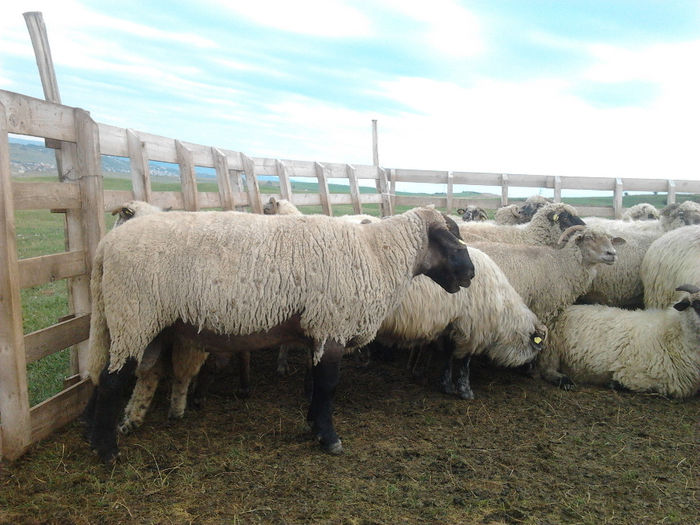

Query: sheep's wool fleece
left=89, top=208, right=441, bottom=378
left=549, top=304, right=700, bottom=398
left=642, top=225, right=700, bottom=309
left=378, top=248, right=540, bottom=366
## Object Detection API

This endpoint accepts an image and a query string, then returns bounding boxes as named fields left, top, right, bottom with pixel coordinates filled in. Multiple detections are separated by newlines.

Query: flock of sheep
left=82, top=194, right=700, bottom=464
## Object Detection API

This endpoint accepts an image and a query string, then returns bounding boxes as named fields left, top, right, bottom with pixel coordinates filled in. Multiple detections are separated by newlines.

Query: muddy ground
left=1, top=348, right=698, bottom=524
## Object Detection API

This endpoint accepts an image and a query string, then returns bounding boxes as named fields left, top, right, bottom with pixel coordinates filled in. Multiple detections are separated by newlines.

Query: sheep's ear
left=268, top=196, right=276, bottom=204
left=673, top=300, right=689, bottom=311
left=457, top=208, right=466, bottom=215
left=611, top=236, right=626, bottom=246
left=557, top=225, right=586, bottom=246
left=478, top=208, right=488, bottom=220
left=511, top=206, right=521, bottom=217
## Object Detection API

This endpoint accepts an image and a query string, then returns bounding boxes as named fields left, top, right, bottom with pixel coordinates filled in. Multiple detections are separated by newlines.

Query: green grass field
left=12, top=174, right=698, bottom=405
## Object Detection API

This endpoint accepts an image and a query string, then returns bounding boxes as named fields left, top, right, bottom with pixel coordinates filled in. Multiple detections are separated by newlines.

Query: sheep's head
left=111, top=200, right=164, bottom=229
left=558, top=225, right=625, bottom=266
left=416, top=211, right=475, bottom=293
left=538, top=203, right=586, bottom=232
left=661, top=201, right=700, bottom=230
left=673, top=285, right=700, bottom=337
left=457, top=205, right=488, bottom=222
left=519, top=195, right=551, bottom=221
left=263, top=196, right=279, bottom=215
left=623, top=203, right=659, bottom=221
left=487, top=311, right=547, bottom=368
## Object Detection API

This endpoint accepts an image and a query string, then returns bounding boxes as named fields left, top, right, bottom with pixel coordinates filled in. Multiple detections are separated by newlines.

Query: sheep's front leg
left=536, top=348, right=575, bottom=390
left=120, top=361, right=163, bottom=434
left=237, top=350, right=251, bottom=399
left=277, top=345, right=290, bottom=375
left=90, top=358, right=138, bottom=464
left=440, top=354, right=455, bottom=395
left=455, top=356, right=474, bottom=400
left=307, top=340, right=344, bottom=455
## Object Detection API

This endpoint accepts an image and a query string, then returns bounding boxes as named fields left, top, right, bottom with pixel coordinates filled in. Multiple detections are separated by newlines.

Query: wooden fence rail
left=1, top=87, right=699, bottom=461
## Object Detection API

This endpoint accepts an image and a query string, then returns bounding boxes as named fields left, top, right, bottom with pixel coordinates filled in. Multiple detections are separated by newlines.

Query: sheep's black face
left=422, top=225, right=475, bottom=293
left=549, top=210, right=585, bottom=231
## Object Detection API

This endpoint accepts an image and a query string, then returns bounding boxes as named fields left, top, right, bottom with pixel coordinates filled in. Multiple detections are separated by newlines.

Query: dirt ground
left=1, top=348, right=698, bottom=524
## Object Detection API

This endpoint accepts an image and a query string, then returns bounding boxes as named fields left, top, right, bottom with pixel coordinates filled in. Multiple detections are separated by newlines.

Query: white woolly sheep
left=470, top=225, right=625, bottom=328
left=376, top=247, right=547, bottom=400
left=460, top=202, right=585, bottom=247
left=540, top=284, right=700, bottom=398
left=622, top=203, right=659, bottom=221
left=83, top=207, right=475, bottom=463
left=580, top=201, right=700, bottom=307
left=641, top=225, right=700, bottom=309
left=263, top=196, right=303, bottom=216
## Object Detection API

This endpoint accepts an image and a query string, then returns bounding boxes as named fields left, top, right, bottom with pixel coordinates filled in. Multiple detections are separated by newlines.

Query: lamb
left=470, top=226, right=625, bottom=328
left=83, top=207, right=475, bottom=463
left=494, top=195, right=552, bottom=225
left=262, top=196, right=303, bottom=215
left=641, top=225, right=700, bottom=309
left=540, top=285, right=700, bottom=398
left=455, top=205, right=488, bottom=222
left=376, top=247, right=547, bottom=400
left=459, top=202, right=585, bottom=246
left=579, top=201, right=700, bottom=306
left=622, top=203, right=659, bottom=221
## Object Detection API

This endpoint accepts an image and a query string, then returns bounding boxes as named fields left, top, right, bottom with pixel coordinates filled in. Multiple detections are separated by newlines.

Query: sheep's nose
left=606, top=250, right=616, bottom=257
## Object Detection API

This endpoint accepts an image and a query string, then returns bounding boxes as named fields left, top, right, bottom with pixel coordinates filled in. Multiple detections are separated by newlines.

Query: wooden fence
left=1, top=87, right=700, bottom=461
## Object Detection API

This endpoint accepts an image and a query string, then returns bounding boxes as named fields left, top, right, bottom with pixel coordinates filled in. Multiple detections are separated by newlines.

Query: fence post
left=388, top=168, right=396, bottom=211
left=346, top=164, right=362, bottom=214
left=554, top=176, right=562, bottom=203
left=73, top=109, right=105, bottom=376
left=175, top=140, right=199, bottom=211
left=315, top=162, right=333, bottom=216
left=613, top=178, right=623, bottom=219
left=446, top=171, right=454, bottom=213
left=667, top=180, right=676, bottom=205
left=500, top=174, right=509, bottom=206
left=377, top=167, right=392, bottom=216
left=241, top=154, right=263, bottom=213
left=127, top=129, right=152, bottom=202
left=276, top=159, right=293, bottom=201
left=0, top=102, right=32, bottom=460
left=212, top=147, right=234, bottom=210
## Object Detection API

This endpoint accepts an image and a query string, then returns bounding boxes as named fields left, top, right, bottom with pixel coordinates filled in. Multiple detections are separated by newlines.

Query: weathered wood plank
left=127, top=129, right=152, bottom=202
left=12, top=181, right=81, bottom=210
left=501, top=174, right=509, bottom=206
left=175, top=140, right=200, bottom=211
left=0, top=90, right=75, bottom=141
left=446, top=171, right=454, bottom=214
left=554, top=176, right=562, bottom=203
left=0, top=102, right=32, bottom=461
left=24, top=314, right=90, bottom=364
left=104, top=190, right=137, bottom=211
left=377, top=167, right=392, bottom=216
left=346, top=164, right=362, bottom=214
left=212, top=147, right=233, bottom=210
left=667, top=180, right=676, bottom=205
left=315, top=162, right=333, bottom=216
left=18, top=250, right=86, bottom=289
left=29, top=378, right=93, bottom=444
left=276, top=160, right=293, bottom=201
left=242, top=154, right=263, bottom=214
left=613, top=178, right=623, bottom=219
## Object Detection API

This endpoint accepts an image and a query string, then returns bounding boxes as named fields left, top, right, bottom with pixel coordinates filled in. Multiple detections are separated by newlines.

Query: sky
left=2, top=0, right=700, bottom=196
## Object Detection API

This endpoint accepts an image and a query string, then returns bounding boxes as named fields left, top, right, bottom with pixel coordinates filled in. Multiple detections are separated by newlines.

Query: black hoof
left=320, top=438, right=343, bottom=455
left=558, top=376, right=575, bottom=391
left=237, top=388, right=251, bottom=399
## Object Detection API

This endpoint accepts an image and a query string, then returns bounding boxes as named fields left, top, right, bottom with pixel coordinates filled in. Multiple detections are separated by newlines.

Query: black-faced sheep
left=84, top=207, right=475, bottom=463
left=455, top=205, right=488, bottom=222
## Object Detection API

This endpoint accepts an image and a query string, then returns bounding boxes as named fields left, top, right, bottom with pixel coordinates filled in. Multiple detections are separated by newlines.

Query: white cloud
left=377, top=0, right=484, bottom=58
left=210, top=0, right=373, bottom=38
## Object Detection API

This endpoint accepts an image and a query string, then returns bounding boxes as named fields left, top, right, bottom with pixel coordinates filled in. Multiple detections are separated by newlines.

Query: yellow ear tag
left=552, top=214, right=559, bottom=222
left=533, top=337, right=542, bottom=344
left=458, top=239, right=467, bottom=246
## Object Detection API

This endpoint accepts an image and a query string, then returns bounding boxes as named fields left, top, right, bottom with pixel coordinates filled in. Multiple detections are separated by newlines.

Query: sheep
left=262, top=196, right=302, bottom=215
left=459, top=202, right=585, bottom=247
left=83, top=207, right=475, bottom=463
left=579, top=201, right=700, bottom=307
left=470, top=226, right=625, bottom=328
left=494, top=195, right=552, bottom=225
left=641, top=225, right=700, bottom=309
left=540, top=285, right=700, bottom=398
left=111, top=200, right=164, bottom=228
left=455, top=205, right=488, bottom=222
left=376, top=247, right=547, bottom=400
left=622, top=203, right=659, bottom=221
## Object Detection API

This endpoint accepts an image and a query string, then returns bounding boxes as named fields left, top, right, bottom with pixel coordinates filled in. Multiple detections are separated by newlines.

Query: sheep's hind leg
left=307, top=340, right=344, bottom=455
left=536, top=349, right=575, bottom=390
left=455, top=356, right=474, bottom=400
left=90, top=358, right=138, bottom=464
left=119, top=363, right=162, bottom=434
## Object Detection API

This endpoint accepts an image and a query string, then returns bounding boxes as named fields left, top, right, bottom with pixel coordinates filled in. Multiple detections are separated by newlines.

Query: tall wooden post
left=0, top=103, right=32, bottom=460
left=613, top=178, right=623, bottom=219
